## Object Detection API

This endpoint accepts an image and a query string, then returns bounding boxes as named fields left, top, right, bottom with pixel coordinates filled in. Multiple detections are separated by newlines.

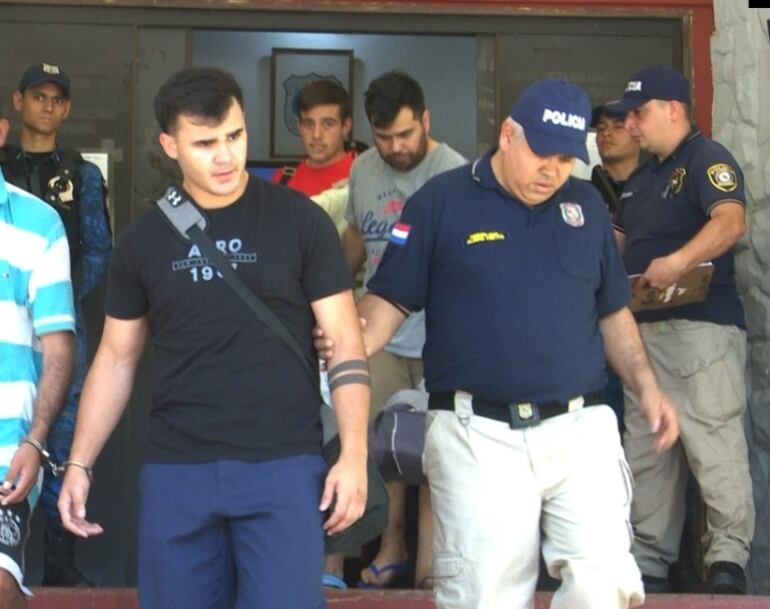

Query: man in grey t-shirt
left=342, top=70, right=466, bottom=590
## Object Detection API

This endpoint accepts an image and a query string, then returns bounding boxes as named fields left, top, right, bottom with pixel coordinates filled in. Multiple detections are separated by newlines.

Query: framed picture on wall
left=270, top=47, right=354, bottom=159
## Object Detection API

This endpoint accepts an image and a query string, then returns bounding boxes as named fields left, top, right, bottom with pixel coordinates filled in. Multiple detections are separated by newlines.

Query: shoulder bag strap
left=279, top=164, right=296, bottom=185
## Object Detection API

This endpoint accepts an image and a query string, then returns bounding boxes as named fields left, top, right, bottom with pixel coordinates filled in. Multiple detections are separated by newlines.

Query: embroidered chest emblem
left=465, top=231, right=506, bottom=246
left=559, top=203, right=584, bottom=227
left=668, top=167, right=687, bottom=197
left=707, top=163, right=738, bottom=192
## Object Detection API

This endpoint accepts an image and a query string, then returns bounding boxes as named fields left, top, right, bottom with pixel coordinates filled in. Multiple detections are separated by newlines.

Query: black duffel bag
left=369, top=389, right=428, bottom=486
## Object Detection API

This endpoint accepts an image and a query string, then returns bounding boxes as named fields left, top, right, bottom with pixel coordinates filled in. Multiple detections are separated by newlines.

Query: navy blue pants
left=138, top=455, right=328, bottom=609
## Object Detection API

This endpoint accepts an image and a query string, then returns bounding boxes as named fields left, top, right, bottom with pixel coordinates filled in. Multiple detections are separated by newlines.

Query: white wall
left=193, top=30, right=477, bottom=162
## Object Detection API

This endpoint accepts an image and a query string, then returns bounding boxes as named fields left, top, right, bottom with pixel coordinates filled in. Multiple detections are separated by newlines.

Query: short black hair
left=153, top=66, right=244, bottom=134
left=364, top=70, right=425, bottom=128
left=297, top=80, right=351, bottom=121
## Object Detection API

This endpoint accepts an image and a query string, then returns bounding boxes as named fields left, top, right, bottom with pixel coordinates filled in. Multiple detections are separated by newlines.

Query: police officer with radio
left=0, top=62, right=112, bottom=587
left=613, top=65, right=753, bottom=595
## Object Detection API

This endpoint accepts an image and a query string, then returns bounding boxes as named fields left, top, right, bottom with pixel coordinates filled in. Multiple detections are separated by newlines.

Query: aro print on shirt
left=171, top=238, right=258, bottom=283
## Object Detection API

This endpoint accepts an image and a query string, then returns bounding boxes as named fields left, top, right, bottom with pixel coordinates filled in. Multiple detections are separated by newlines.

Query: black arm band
left=329, top=373, right=371, bottom=392
left=328, top=359, right=369, bottom=381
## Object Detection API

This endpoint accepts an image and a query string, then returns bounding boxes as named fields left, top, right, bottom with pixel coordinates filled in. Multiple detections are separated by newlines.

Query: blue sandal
left=322, top=573, right=348, bottom=589
left=356, top=561, right=409, bottom=589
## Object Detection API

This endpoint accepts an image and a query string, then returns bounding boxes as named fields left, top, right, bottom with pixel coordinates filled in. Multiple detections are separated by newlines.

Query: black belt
left=428, top=391, right=603, bottom=429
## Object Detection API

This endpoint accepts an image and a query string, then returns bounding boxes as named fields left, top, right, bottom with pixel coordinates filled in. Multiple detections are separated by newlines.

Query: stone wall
left=712, top=1, right=770, bottom=593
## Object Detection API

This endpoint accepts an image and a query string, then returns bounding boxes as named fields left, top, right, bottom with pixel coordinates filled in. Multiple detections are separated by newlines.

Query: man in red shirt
left=273, top=79, right=356, bottom=197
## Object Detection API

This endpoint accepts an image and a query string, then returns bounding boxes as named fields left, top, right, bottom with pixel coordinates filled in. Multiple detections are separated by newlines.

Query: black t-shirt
left=106, top=176, right=353, bottom=463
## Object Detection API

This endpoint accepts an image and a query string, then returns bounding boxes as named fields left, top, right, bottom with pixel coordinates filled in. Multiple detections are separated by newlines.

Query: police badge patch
left=560, top=202, right=584, bottom=227
left=707, top=163, right=738, bottom=192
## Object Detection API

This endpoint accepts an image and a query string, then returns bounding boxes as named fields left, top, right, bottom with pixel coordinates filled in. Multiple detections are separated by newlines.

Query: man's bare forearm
left=600, top=307, right=659, bottom=397
left=600, top=306, right=680, bottom=450
left=312, top=291, right=370, bottom=455
left=28, top=331, right=75, bottom=443
left=357, top=293, right=407, bottom=357
left=666, top=202, right=745, bottom=275
left=68, top=317, right=148, bottom=467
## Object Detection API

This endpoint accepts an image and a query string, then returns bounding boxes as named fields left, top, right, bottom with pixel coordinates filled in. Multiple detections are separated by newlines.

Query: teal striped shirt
left=0, top=168, right=75, bottom=507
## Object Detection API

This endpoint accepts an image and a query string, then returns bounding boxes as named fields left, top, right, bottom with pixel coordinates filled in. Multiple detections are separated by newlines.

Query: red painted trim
left=27, top=589, right=770, bottom=609
left=689, top=4, right=715, bottom=136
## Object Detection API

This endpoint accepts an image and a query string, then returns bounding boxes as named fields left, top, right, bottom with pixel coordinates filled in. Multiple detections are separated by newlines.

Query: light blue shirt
left=0, top=168, right=74, bottom=505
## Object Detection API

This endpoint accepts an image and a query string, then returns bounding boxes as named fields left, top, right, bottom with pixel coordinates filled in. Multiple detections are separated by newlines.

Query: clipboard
left=628, top=262, right=714, bottom=312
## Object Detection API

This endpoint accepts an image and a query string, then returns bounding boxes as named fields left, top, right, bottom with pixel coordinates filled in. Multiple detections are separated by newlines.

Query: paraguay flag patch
left=390, top=222, right=412, bottom=245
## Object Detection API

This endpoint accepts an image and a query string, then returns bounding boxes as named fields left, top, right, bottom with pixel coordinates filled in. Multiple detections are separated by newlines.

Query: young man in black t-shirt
left=57, top=67, right=370, bottom=609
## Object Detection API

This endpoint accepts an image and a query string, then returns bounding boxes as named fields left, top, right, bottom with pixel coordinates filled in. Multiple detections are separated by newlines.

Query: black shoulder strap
left=591, top=165, right=621, bottom=215
left=155, top=187, right=317, bottom=385
left=279, top=164, right=296, bottom=185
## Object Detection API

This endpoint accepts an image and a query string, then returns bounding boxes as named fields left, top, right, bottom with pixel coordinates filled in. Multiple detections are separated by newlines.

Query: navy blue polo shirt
left=367, top=150, right=629, bottom=404
left=614, top=129, right=746, bottom=328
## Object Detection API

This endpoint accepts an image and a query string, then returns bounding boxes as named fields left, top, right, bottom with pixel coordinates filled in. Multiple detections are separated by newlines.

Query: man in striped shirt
left=0, top=100, right=74, bottom=608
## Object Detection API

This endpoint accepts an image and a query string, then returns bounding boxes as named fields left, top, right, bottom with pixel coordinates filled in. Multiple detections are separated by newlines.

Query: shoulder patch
left=707, top=163, right=737, bottom=193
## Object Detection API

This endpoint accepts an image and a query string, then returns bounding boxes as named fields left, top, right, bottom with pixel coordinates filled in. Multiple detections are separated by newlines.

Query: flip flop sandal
left=322, top=573, right=348, bottom=589
left=356, top=561, right=410, bottom=589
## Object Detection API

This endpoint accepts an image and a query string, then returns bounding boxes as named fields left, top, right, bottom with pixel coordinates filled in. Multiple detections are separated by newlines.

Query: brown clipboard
left=628, top=262, right=714, bottom=312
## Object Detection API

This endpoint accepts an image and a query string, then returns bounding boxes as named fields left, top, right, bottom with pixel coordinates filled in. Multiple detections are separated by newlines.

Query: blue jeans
left=138, top=455, right=328, bottom=609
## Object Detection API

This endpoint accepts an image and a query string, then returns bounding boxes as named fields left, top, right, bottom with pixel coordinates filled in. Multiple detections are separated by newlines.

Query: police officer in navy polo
left=316, top=78, right=679, bottom=609
left=613, top=65, right=753, bottom=595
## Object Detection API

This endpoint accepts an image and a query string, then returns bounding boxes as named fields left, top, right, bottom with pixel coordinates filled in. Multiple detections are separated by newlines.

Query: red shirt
left=272, top=152, right=355, bottom=197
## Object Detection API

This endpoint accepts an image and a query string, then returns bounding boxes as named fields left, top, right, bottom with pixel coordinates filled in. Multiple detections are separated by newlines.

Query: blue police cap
left=613, top=66, right=690, bottom=114
left=509, top=78, right=591, bottom=164
left=18, top=63, right=71, bottom=99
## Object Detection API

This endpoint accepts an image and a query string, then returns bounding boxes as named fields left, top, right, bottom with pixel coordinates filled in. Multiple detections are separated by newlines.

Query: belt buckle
left=567, top=395, right=585, bottom=412
left=507, top=402, right=540, bottom=429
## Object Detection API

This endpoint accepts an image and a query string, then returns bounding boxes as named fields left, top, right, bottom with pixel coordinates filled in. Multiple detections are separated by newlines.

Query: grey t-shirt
left=346, top=142, right=467, bottom=357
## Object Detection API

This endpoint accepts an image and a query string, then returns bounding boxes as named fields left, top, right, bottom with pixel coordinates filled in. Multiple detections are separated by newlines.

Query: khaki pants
left=624, top=319, right=754, bottom=578
left=425, top=396, right=644, bottom=609
left=368, top=349, right=423, bottom=420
